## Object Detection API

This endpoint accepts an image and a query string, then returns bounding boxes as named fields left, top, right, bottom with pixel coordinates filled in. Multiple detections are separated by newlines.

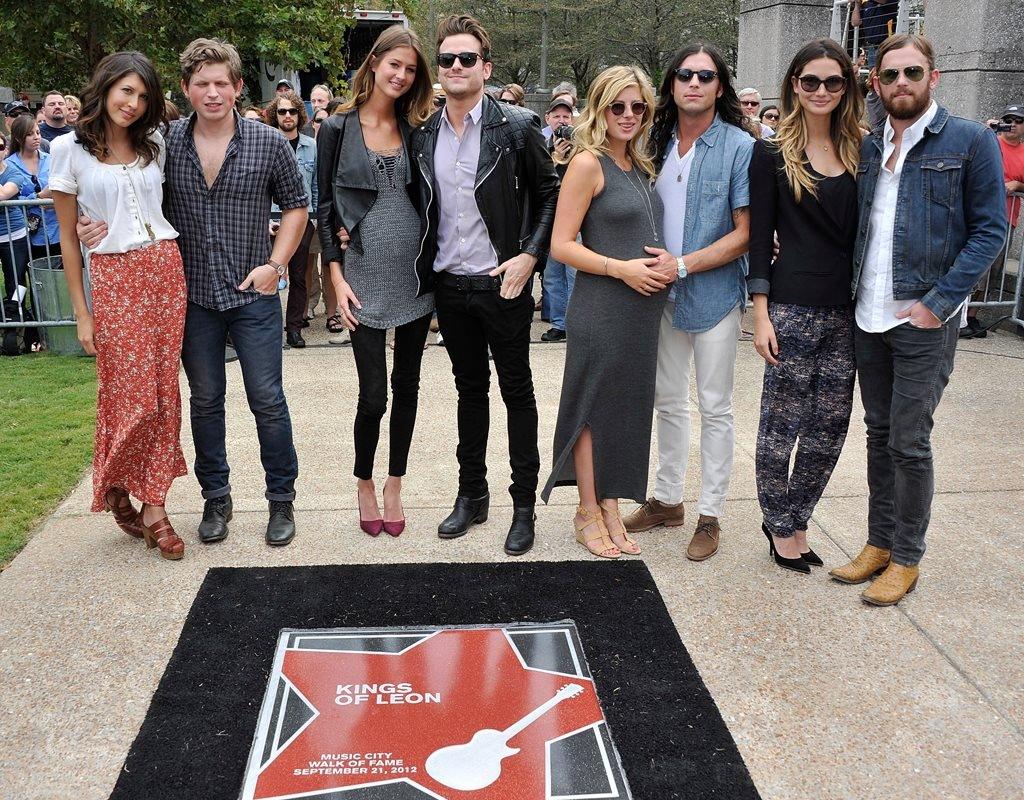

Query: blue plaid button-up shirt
left=164, top=111, right=308, bottom=311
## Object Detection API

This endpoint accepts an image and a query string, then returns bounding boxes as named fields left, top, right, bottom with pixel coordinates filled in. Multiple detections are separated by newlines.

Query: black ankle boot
left=504, top=507, right=536, bottom=556
left=198, top=495, right=232, bottom=544
left=438, top=494, right=489, bottom=539
left=266, top=500, right=296, bottom=546
left=762, top=523, right=810, bottom=574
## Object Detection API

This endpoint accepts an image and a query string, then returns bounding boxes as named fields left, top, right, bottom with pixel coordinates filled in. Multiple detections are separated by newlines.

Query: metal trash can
left=29, top=255, right=90, bottom=356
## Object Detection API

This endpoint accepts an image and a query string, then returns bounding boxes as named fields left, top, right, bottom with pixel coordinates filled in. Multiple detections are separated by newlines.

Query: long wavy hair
left=340, top=25, right=434, bottom=127
left=772, top=38, right=863, bottom=202
left=559, top=66, right=657, bottom=179
left=650, top=43, right=746, bottom=165
left=75, top=51, right=166, bottom=166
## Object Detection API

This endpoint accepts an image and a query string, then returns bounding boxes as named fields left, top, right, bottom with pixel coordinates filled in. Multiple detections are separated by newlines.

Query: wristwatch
left=676, top=256, right=688, bottom=280
left=269, top=259, right=286, bottom=277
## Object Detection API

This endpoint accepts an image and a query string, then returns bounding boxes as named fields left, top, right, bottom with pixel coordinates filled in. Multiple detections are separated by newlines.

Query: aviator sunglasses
left=609, top=100, right=648, bottom=117
left=877, top=65, right=927, bottom=85
left=675, top=68, right=718, bottom=84
left=437, top=51, right=482, bottom=69
left=798, top=74, right=847, bottom=93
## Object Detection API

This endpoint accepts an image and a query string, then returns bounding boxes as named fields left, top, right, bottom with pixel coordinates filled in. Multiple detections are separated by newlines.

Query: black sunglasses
left=1004, top=116, right=1024, bottom=125
left=675, top=68, right=718, bottom=84
left=877, top=65, right=927, bottom=85
left=609, top=100, right=648, bottom=117
left=798, top=74, right=847, bottom=93
left=763, top=113, right=780, bottom=121
left=276, top=107, right=299, bottom=116
left=437, top=51, right=481, bottom=69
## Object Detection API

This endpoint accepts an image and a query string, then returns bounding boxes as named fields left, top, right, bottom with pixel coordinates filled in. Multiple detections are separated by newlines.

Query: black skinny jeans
left=349, top=313, right=432, bottom=480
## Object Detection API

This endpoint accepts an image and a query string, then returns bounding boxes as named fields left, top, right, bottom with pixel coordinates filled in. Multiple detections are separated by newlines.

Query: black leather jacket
left=410, top=95, right=560, bottom=294
left=315, top=109, right=418, bottom=266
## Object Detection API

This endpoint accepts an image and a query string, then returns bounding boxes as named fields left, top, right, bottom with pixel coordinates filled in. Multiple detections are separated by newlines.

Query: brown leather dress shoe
left=686, top=515, right=720, bottom=561
left=861, top=563, right=919, bottom=606
left=828, top=544, right=891, bottom=584
left=622, top=497, right=685, bottom=532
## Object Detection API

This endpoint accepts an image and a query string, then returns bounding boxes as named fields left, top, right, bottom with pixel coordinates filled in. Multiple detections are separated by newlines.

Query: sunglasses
left=798, top=74, right=847, bottom=93
left=276, top=107, right=299, bottom=116
left=675, top=68, right=718, bottom=84
left=877, top=65, right=927, bottom=85
left=1004, top=116, right=1024, bottom=125
left=763, top=113, right=780, bottom=121
left=437, top=51, right=481, bottom=69
left=608, top=100, right=648, bottom=117
left=740, top=100, right=760, bottom=107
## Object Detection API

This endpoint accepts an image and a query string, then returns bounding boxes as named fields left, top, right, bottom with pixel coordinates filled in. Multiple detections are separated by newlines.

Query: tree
left=0, top=0, right=354, bottom=101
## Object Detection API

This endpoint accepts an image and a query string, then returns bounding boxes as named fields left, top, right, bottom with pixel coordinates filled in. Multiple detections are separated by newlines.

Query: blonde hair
left=64, top=94, right=82, bottom=112
left=559, top=65, right=657, bottom=179
left=773, top=39, right=863, bottom=202
left=179, top=38, right=243, bottom=86
left=341, top=25, right=434, bottom=127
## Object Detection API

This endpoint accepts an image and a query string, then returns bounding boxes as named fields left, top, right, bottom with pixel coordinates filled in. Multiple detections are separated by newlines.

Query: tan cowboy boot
left=861, top=563, right=920, bottom=606
left=828, top=544, right=891, bottom=584
left=622, top=497, right=685, bottom=532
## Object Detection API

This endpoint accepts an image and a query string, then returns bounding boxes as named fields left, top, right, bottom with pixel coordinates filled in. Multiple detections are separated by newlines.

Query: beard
left=883, top=90, right=930, bottom=121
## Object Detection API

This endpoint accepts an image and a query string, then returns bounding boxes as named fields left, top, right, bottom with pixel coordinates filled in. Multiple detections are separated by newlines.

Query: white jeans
left=653, top=304, right=741, bottom=516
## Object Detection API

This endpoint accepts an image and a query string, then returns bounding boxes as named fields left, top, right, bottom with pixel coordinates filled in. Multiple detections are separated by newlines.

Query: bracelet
left=602, top=256, right=609, bottom=275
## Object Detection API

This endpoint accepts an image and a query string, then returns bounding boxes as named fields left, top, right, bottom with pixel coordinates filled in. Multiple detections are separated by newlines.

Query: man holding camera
left=541, top=97, right=575, bottom=343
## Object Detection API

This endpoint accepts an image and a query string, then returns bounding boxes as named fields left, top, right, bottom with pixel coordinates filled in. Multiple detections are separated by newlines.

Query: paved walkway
left=1, top=309, right=1022, bottom=799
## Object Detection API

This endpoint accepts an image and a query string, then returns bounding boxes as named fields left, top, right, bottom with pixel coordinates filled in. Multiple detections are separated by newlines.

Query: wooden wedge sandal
left=601, top=502, right=641, bottom=555
left=574, top=505, right=620, bottom=559
left=104, top=487, right=143, bottom=540
left=140, top=506, right=185, bottom=561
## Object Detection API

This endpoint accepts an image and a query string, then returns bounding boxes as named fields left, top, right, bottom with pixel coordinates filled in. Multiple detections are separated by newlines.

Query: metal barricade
left=968, top=192, right=1024, bottom=331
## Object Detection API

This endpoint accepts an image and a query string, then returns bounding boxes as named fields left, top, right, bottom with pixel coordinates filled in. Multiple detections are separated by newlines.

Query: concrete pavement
left=1, top=306, right=1022, bottom=799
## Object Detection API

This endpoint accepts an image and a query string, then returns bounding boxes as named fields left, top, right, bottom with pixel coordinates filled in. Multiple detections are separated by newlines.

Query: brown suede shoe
left=622, top=497, right=685, bottom=532
left=686, top=515, right=720, bottom=561
left=828, top=544, right=891, bottom=584
left=861, top=563, right=919, bottom=606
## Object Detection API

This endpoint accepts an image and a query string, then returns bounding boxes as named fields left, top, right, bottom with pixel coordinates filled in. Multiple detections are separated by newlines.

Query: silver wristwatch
left=269, top=259, right=286, bottom=277
left=676, top=256, right=688, bottom=280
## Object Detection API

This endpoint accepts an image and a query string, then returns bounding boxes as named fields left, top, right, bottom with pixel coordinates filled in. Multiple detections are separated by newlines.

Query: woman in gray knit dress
left=540, top=66, right=676, bottom=558
left=316, top=26, right=435, bottom=537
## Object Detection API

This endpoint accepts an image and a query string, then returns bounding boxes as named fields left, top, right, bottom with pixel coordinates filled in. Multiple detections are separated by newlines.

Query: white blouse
left=48, top=130, right=178, bottom=255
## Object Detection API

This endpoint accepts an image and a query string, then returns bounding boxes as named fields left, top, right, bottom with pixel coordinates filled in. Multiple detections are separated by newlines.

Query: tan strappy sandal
left=601, top=502, right=641, bottom=555
left=574, top=505, right=620, bottom=559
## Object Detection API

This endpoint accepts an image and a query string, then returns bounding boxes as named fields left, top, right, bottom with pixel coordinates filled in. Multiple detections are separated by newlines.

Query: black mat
left=109, top=562, right=760, bottom=800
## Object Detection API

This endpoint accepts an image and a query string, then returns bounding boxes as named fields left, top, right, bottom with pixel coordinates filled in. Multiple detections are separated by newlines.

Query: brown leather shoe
left=828, top=544, right=891, bottom=584
left=622, top=497, right=685, bottom=532
left=861, top=563, right=919, bottom=606
left=686, top=515, right=720, bottom=561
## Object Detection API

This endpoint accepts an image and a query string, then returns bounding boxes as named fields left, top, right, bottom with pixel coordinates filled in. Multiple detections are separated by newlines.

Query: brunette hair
left=759, top=104, right=780, bottom=121
left=164, top=99, right=180, bottom=121
left=500, top=83, right=525, bottom=106
left=8, top=114, right=38, bottom=154
left=876, top=33, right=935, bottom=72
left=436, top=14, right=492, bottom=62
left=75, top=51, right=167, bottom=166
left=772, top=38, right=863, bottom=202
left=266, top=90, right=308, bottom=130
left=341, top=25, right=435, bottom=126
left=650, top=42, right=747, bottom=164
left=561, top=65, right=658, bottom=179
left=42, top=90, right=65, bottom=104
left=179, top=38, right=243, bottom=86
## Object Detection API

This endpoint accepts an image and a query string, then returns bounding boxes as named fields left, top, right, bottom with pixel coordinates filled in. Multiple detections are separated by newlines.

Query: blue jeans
left=542, top=255, right=576, bottom=330
left=181, top=297, right=298, bottom=501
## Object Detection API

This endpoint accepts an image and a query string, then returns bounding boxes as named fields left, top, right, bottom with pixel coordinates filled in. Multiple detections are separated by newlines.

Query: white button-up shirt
left=856, top=101, right=941, bottom=332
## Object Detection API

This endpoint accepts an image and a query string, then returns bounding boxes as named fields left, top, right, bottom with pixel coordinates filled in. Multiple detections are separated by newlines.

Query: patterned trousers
left=756, top=303, right=855, bottom=537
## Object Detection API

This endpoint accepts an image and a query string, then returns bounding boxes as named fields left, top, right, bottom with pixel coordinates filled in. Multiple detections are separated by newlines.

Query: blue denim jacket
left=853, top=106, right=1007, bottom=320
left=665, top=115, right=753, bottom=333
left=272, top=132, right=318, bottom=214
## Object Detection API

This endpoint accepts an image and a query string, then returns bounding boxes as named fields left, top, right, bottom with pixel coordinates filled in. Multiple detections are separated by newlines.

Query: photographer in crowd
left=541, top=96, right=576, bottom=342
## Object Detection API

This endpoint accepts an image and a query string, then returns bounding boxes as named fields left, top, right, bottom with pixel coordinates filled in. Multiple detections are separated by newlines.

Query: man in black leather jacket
left=411, top=14, right=560, bottom=556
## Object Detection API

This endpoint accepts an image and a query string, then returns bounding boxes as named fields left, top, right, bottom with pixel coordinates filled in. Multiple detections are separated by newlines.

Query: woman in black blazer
left=747, top=39, right=863, bottom=573
left=316, top=25, right=435, bottom=537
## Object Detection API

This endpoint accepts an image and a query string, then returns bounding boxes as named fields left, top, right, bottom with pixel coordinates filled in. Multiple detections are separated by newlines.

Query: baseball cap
left=547, top=97, right=573, bottom=114
left=276, top=79, right=293, bottom=90
left=1002, top=104, right=1023, bottom=119
left=4, top=100, right=30, bottom=116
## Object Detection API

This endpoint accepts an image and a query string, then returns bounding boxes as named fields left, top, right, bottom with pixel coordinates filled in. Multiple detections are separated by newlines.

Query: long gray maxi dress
left=540, top=154, right=668, bottom=504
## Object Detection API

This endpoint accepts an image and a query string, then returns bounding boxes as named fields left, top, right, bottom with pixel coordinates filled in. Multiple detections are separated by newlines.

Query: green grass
left=0, top=353, right=96, bottom=567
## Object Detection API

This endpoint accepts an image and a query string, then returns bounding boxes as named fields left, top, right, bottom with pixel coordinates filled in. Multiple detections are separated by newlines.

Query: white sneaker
left=435, top=331, right=445, bottom=347
left=328, top=330, right=349, bottom=346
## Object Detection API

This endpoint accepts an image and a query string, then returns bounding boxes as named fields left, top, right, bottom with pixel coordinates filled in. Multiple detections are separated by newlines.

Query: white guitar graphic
left=425, top=683, right=585, bottom=791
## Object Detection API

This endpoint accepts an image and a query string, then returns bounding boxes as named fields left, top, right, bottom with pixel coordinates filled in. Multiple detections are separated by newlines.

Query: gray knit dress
left=541, top=154, right=667, bottom=504
left=344, top=146, right=434, bottom=328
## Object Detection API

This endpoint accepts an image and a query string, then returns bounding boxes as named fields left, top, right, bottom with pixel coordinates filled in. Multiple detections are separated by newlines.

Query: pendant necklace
left=612, top=156, right=658, bottom=236
left=112, top=149, right=156, bottom=240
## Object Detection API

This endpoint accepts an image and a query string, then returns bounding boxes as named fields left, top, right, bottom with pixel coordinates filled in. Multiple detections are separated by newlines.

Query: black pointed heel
left=800, top=547, right=824, bottom=567
left=762, top=523, right=810, bottom=574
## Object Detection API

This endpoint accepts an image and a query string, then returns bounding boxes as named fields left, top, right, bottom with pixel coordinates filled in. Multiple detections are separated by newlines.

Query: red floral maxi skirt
left=88, top=239, right=188, bottom=512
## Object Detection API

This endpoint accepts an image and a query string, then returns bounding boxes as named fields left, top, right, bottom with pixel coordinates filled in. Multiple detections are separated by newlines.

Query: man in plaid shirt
left=79, top=38, right=309, bottom=547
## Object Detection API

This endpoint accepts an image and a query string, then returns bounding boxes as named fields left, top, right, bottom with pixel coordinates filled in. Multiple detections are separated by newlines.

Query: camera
left=990, top=121, right=1013, bottom=133
left=553, top=124, right=574, bottom=141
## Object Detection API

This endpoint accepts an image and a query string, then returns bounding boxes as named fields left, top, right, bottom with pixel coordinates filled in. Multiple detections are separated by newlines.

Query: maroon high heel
left=382, top=519, right=405, bottom=537
left=360, top=517, right=384, bottom=536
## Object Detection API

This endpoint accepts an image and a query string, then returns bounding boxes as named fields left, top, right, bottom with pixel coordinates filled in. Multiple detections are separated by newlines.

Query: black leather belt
left=438, top=272, right=502, bottom=292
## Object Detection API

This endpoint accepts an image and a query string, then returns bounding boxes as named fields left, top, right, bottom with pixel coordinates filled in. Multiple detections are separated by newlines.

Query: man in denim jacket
left=623, top=43, right=753, bottom=562
left=829, top=35, right=1007, bottom=605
